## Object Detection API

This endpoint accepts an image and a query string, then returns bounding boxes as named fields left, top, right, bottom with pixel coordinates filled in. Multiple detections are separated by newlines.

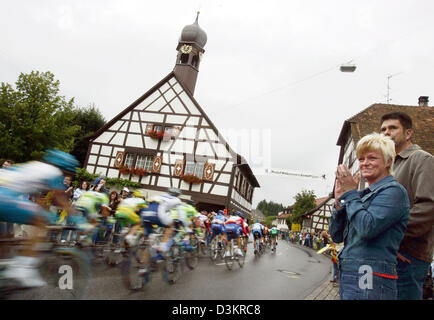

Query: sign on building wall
left=291, top=224, right=301, bottom=232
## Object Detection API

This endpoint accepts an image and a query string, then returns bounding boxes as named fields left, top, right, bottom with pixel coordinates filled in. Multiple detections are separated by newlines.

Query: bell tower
left=173, top=12, right=207, bottom=96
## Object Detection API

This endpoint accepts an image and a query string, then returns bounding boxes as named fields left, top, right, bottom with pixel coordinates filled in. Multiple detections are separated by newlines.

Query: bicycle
left=0, top=225, right=91, bottom=300
left=162, top=223, right=199, bottom=285
left=209, top=234, right=226, bottom=261
left=120, top=222, right=164, bottom=291
left=224, top=235, right=245, bottom=270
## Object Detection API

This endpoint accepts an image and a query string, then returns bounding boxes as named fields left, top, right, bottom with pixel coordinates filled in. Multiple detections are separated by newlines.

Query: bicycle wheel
left=209, top=237, right=219, bottom=261
left=237, top=248, right=245, bottom=268
left=39, top=247, right=91, bottom=300
left=224, top=241, right=234, bottom=270
left=185, top=238, right=199, bottom=270
left=162, top=245, right=181, bottom=284
left=120, top=245, right=151, bottom=291
left=219, top=240, right=227, bottom=260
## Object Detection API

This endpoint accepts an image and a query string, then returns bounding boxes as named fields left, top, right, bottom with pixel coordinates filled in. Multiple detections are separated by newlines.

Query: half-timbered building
left=301, top=196, right=333, bottom=234
left=84, top=14, right=260, bottom=218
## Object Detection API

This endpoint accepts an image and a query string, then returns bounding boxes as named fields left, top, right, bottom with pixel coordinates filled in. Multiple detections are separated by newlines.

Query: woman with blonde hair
left=330, top=132, right=410, bottom=300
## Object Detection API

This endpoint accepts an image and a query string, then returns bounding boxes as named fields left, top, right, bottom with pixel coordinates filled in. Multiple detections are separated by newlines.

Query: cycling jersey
left=115, top=196, right=147, bottom=225
left=270, top=227, right=279, bottom=236
left=225, top=216, right=247, bottom=236
left=0, top=161, right=66, bottom=225
left=139, top=194, right=181, bottom=235
left=75, top=191, right=110, bottom=220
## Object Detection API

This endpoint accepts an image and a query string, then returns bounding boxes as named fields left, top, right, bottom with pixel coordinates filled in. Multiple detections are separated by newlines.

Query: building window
left=136, top=155, right=154, bottom=171
left=185, top=161, right=205, bottom=179
left=124, top=153, right=135, bottom=169
left=192, top=55, right=199, bottom=68
left=180, top=53, right=189, bottom=64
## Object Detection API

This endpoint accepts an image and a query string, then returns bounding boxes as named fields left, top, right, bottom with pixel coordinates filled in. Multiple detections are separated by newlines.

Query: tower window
left=180, top=53, right=189, bottom=64
left=192, top=55, right=199, bottom=68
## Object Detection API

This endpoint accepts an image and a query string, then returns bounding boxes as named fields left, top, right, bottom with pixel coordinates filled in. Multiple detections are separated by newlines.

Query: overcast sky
left=1, top=0, right=433, bottom=208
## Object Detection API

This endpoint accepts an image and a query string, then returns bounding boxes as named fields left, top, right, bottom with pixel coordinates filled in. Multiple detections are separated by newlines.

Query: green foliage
left=68, top=103, right=105, bottom=166
left=265, top=215, right=277, bottom=227
left=0, top=71, right=105, bottom=164
left=74, top=168, right=141, bottom=189
left=290, top=190, right=316, bottom=224
left=0, top=71, right=80, bottom=162
left=256, top=199, right=284, bottom=217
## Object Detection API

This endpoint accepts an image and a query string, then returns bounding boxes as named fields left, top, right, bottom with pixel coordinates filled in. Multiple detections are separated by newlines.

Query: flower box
left=180, top=173, right=203, bottom=184
left=148, top=129, right=165, bottom=140
left=119, top=166, right=151, bottom=176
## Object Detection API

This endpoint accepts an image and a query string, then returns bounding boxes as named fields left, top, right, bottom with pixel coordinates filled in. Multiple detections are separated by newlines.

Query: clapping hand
left=334, top=164, right=360, bottom=209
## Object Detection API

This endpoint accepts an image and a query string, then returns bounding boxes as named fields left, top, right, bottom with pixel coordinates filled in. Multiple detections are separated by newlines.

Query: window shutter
left=114, top=151, right=125, bottom=168
left=152, top=155, right=162, bottom=173
left=174, top=159, right=185, bottom=177
left=202, top=162, right=215, bottom=182
left=145, top=124, right=153, bottom=136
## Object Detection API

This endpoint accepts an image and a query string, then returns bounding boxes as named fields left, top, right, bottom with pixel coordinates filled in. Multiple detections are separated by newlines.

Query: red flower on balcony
left=148, top=129, right=165, bottom=140
left=180, top=173, right=203, bottom=184
left=119, top=166, right=151, bottom=176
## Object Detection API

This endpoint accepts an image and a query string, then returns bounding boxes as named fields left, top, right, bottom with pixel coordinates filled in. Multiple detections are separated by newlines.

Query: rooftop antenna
left=386, top=72, right=403, bottom=104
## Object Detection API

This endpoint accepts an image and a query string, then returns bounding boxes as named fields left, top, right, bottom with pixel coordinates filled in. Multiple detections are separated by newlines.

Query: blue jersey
left=211, top=214, right=227, bottom=224
left=0, top=161, right=65, bottom=194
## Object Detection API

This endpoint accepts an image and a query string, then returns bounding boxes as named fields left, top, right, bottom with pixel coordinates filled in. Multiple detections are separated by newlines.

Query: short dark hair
left=381, top=112, right=413, bottom=130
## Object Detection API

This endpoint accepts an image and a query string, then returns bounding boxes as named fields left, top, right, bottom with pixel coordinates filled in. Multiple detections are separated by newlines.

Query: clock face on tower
left=181, top=44, right=193, bottom=54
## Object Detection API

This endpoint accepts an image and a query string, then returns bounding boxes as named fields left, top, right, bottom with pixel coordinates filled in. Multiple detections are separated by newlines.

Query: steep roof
left=87, top=71, right=260, bottom=187
left=337, top=104, right=434, bottom=155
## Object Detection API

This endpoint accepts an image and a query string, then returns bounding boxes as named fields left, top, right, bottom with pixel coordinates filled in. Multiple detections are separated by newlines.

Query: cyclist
left=196, top=211, right=211, bottom=243
left=224, top=211, right=246, bottom=257
left=270, top=225, right=279, bottom=251
left=210, top=210, right=227, bottom=248
left=114, top=189, right=148, bottom=246
left=139, top=187, right=182, bottom=253
left=0, top=149, right=79, bottom=287
left=251, top=220, right=264, bottom=254
left=241, top=218, right=250, bottom=253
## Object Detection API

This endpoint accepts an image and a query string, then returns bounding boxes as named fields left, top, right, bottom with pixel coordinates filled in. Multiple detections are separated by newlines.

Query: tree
left=68, top=103, right=105, bottom=166
left=290, top=190, right=316, bottom=224
left=0, top=71, right=80, bottom=162
left=256, top=200, right=284, bottom=217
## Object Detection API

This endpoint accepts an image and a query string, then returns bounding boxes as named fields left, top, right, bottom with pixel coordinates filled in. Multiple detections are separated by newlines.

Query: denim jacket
left=329, top=175, right=410, bottom=275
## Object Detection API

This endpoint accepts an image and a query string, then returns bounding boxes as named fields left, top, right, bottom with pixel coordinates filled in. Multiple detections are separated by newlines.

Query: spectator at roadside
left=73, top=181, right=90, bottom=203
left=93, top=178, right=109, bottom=195
left=120, top=187, right=130, bottom=199
left=108, top=191, right=121, bottom=215
left=330, top=132, right=410, bottom=300
left=381, top=112, right=434, bottom=300
left=322, top=231, right=339, bottom=285
left=64, top=175, right=74, bottom=201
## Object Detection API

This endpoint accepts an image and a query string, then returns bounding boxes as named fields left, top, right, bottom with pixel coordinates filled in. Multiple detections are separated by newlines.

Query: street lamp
left=340, top=62, right=357, bottom=72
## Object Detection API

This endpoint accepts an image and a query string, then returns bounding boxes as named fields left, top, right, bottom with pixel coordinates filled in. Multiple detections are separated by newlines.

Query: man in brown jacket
left=381, top=111, right=434, bottom=300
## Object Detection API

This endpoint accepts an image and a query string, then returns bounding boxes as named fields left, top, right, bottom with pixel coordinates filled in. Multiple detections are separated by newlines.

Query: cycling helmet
left=43, top=149, right=79, bottom=173
left=168, top=187, right=181, bottom=197
left=217, top=210, right=225, bottom=215
left=235, top=211, right=243, bottom=218
left=132, top=189, right=147, bottom=199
